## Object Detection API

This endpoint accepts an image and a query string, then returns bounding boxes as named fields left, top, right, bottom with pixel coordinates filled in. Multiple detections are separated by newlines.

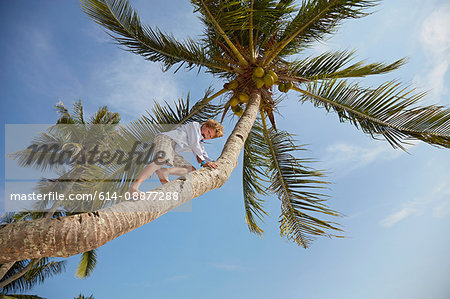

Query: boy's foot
left=156, top=168, right=170, bottom=185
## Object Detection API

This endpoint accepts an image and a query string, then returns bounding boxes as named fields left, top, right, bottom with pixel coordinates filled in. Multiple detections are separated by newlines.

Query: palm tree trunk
left=0, top=91, right=261, bottom=263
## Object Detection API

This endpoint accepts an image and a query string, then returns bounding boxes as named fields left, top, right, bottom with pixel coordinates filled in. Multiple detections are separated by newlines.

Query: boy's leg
left=129, top=134, right=175, bottom=192
left=129, top=162, right=163, bottom=191
left=155, top=153, right=196, bottom=184
left=156, top=166, right=194, bottom=184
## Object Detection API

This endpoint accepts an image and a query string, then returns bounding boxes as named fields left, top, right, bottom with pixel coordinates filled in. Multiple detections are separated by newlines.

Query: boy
left=128, top=119, right=224, bottom=193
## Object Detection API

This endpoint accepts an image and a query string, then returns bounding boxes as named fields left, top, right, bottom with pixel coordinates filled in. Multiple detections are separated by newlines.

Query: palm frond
left=295, top=79, right=450, bottom=149
left=89, top=106, right=120, bottom=124
left=80, top=0, right=231, bottom=74
left=1, top=259, right=66, bottom=293
left=198, top=0, right=297, bottom=64
left=141, top=89, right=225, bottom=126
left=55, top=101, right=75, bottom=125
left=242, top=119, right=270, bottom=235
left=75, top=250, right=97, bottom=279
left=0, top=294, right=46, bottom=299
left=288, top=50, right=406, bottom=80
left=192, top=0, right=249, bottom=66
left=22, top=260, right=66, bottom=289
left=8, top=132, right=67, bottom=172
left=260, top=114, right=342, bottom=248
left=266, top=0, right=378, bottom=63
left=72, top=100, right=86, bottom=125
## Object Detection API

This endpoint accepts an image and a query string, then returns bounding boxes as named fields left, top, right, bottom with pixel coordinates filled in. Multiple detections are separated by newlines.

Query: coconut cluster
left=278, top=81, right=293, bottom=92
left=251, top=66, right=278, bottom=89
left=223, top=66, right=294, bottom=117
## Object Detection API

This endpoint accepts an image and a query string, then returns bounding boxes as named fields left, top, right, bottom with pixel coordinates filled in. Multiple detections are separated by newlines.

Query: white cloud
left=380, top=181, right=450, bottom=227
left=90, top=54, right=181, bottom=121
left=380, top=207, right=422, bottom=228
left=324, top=141, right=403, bottom=177
left=414, top=4, right=450, bottom=104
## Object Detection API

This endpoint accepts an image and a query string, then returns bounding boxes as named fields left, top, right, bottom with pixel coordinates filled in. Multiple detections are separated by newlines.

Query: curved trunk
left=0, top=91, right=261, bottom=263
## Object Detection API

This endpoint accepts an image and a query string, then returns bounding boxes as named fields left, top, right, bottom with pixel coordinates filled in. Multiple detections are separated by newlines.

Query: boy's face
left=201, top=125, right=216, bottom=140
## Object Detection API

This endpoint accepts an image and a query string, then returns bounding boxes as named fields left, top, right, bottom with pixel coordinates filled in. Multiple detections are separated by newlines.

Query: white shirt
left=161, top=122, right=213, bottom=162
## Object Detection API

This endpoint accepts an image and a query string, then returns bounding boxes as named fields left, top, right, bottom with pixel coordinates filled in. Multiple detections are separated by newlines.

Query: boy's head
left=201, top=119, right=224, bottom=140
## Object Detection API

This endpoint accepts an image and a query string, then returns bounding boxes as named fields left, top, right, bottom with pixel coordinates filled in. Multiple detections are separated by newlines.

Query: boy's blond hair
left=202, top=119, right=224, bottom=138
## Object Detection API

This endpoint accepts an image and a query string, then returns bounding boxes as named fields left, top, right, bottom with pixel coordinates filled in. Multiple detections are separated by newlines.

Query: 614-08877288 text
left=102, top=191, right=179, bottom=201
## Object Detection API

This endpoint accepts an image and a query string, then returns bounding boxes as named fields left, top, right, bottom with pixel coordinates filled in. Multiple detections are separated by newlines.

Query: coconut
left=254, top=78, right=264, bottom=88
left=267, top=70, right=278, bottom=83
left=230, top=97, right=239, bottom=106
left=239, top=92, right=249, bottom=103
left=253, top=66, right=265, bottom=78
left=278, top=83, right=286, bottom=92
left=263, top=74, right=274, bottom=87
left=285, top=81, right=293, bottom=91
left=233, top=106, right=244, bottom=116
left=228, top=79, right=238, bottom=90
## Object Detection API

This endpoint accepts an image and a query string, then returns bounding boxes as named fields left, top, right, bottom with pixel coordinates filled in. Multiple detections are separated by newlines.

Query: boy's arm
left=196, top=155, right=217, bottom=169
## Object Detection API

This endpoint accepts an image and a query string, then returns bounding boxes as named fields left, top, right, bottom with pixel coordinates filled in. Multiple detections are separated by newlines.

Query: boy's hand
left=203, top=161, right=218, bottom=169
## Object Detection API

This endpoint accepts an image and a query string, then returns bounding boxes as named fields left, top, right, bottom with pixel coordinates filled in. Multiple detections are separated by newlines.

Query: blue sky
left=1, top=0, right=450, bottom=298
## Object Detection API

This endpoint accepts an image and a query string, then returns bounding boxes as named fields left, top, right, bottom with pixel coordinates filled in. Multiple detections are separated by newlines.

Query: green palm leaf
left=75, top=250, right=97, bottom=279
left=0, top=259, right=66, bottom=294
left=295, top=79, right=450, bottom=149
left=8, top=132, right=67, bottom=172
left=259, top=114, right=342, bottom=248
left=55, top=101, right=75, bottom=124
left=192, top=0, right=249, bottom=66
left=80, top=0, right=231, bottom=74
left=89, top=106, right=120, bottom=124
left=239, top=116, right=342, bottom=247
left=288, top=50, right=407, bottom=80
left=0, top=294, right=46, bottom=299
left=242, top=120, right=270, bottom=235
left=72, top=100, right=86, bottom=125
left=266, top=0, right=378, bottom=63
left=141, top=88, right=225, bottom=125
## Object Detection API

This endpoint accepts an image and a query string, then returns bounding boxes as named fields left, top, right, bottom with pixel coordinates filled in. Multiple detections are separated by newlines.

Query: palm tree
left=1, top=0, right=449, bottom=263
left=0, top=101, right=116, bottom=284
left=0, top=215, right=66, bottom=299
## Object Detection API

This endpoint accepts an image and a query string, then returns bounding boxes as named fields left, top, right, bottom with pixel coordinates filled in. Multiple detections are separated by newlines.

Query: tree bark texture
left=0, top=91, right=261, bottom=263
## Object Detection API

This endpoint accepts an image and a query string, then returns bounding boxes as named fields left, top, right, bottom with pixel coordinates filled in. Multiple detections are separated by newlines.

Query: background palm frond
left=0, top=294, right=46, bottom=299
left=0, top=259, right=66, bottom=294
